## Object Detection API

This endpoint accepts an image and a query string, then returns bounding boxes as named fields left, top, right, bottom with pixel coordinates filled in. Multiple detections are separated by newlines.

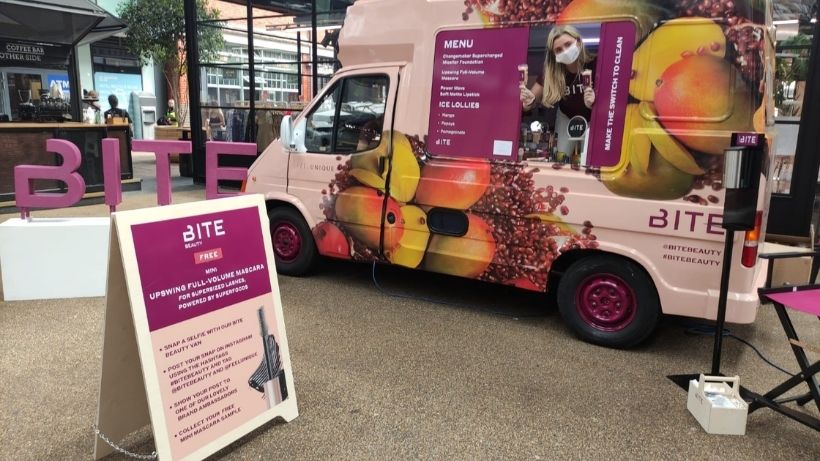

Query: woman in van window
left=521, top=25, right=596, bottom=157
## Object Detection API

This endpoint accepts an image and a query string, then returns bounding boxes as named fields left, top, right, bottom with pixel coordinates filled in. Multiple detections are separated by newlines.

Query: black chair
left=742, top=250, right=820, bottom=431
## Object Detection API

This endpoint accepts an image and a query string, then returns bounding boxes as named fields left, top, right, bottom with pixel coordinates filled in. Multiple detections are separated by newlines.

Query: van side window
left=336, top=75, right=388, bottom=153
left=304, top=83, right=342, bottom=153
left=303, top=74, right=389, bottom=154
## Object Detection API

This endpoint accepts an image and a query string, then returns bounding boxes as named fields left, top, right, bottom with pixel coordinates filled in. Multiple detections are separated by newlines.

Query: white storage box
left=687, top=374, right=748, bottom=435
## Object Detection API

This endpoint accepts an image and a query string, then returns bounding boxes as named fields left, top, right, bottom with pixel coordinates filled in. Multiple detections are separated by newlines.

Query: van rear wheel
left=556, top=255, right=659, bottom=348
left=268, top=207, right=317, bottom=276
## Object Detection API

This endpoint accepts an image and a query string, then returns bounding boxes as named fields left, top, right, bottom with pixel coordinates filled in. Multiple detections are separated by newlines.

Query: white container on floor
left=687, top=374, right=748, bottom=435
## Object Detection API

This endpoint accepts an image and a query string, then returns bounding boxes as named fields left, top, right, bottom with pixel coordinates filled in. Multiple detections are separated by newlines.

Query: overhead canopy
left=77, top=8, right=128, bottom=47
left=0, top=0, right=116, bottom=46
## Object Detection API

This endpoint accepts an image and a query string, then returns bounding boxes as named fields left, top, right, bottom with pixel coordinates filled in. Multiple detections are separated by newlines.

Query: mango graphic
left=387, top=205, right=430, bottom=269
left=334, top=186, right=404, bottom=251
left=654, top=55, right=754, bottom=154
left=630, top=18, right=726, bottom=102
left=602, top=147, right=694, bottom=200
left=350, top=131, right=420, bottom=202
left=622, top=103, right=651, bottom=175
left=414, top=159, right=491, bottom=210
left=313, top=222, right=350, bottom=260
left=639, top=102, right=704, bottom=175
left=424, top=214, right=496, bottom=279
left=558, top=0, right=665, bottom=40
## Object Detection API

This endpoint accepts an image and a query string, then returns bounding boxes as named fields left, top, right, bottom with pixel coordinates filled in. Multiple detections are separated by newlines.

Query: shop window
left=303, top=74, right=388, bottom=154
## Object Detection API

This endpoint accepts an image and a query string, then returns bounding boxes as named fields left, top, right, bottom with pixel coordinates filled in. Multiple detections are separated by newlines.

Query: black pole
left=297, top=32, right=302, bottom=98
left=184, top=0, right=205, bottom=183
left=711, top=229, right=736, bottom=376
left=246, top=0, right=256, bottom=142
left=311, top=0, right=319, bottom=97
left=68, top=49, right=81, bottom=121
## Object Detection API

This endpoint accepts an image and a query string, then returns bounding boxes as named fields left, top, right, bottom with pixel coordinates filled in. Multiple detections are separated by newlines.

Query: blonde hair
left=541, top=25, right=592, bottom=108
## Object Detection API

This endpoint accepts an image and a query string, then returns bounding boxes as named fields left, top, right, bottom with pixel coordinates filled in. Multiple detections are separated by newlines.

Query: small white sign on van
left=493, top=140, right=513, bottom=156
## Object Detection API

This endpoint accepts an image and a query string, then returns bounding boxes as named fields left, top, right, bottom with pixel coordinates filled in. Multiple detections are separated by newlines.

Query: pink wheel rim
left=575, top=274, right=636, bottom=332
left=272, top=222, right=301, bottom=262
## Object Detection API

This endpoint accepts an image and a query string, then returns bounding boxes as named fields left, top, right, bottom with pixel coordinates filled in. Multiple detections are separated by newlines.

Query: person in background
left=166, top=99, right=177, bottom=125
left=520, top=25, right=596, bottom=157
left=82, top=90, right=101, bottom=124
left=103, top=94, right=132, bottom=123
left=204, top=102, right=226, bottom=141
left=104, top=94, right=133, bottom=138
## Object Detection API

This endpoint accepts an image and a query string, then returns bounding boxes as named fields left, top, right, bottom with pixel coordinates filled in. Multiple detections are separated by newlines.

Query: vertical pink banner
left=132, top=140, right=192, bottom=206
left=14, top=139, right=85, bottom=218
left=206, top=141, right=257, bottom=200
left=586, top=21, right=636, bottom=168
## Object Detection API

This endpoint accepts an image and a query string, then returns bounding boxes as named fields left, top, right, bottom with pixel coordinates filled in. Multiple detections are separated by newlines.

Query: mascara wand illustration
left=248, top=307, right=287, bottom=408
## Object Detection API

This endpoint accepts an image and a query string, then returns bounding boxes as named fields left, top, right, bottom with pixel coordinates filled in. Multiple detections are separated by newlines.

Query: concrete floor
left=1, top=154, right=818, bottom=460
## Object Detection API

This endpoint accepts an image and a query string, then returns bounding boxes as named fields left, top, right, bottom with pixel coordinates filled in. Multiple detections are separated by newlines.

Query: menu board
left=428, top=27, right=529, bottom=160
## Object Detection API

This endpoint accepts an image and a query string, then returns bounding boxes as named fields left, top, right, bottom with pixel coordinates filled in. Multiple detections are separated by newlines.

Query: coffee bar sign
left=0, top=40, right=70, bottom=69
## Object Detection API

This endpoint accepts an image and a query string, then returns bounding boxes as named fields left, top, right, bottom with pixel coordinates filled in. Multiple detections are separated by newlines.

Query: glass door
left=767, top=19, right=820, bottom=239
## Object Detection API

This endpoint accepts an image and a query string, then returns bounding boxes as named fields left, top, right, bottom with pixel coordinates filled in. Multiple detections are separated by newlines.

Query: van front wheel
left=556, top=255, right=659, bottom=348
left=268, top=207, right=317, bottom=276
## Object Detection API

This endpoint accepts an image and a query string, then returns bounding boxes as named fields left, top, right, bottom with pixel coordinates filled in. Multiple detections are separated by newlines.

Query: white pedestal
left=0, top=218, right=111, bottom=300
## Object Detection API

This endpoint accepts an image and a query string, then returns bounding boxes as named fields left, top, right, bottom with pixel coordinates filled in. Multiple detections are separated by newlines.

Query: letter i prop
left=132, top=140, right=192, bottom=206
left=101, top=139, right=122, bottom=212
left=14, top=139, right=85, bottom=219
left=206, top=141, right=257, bottom=200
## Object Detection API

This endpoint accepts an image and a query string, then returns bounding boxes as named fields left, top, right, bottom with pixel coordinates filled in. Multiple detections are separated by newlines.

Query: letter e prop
left=206, top=141, right=257, bottom=200
left=14, top=139, right=85, bottom=219
left=132, top=140, right=192, bottom=206
left=102, top=138, right=122, bottom=212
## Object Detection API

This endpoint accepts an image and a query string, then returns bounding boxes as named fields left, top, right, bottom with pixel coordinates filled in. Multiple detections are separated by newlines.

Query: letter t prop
left=132, top=140, right=192, bottom=206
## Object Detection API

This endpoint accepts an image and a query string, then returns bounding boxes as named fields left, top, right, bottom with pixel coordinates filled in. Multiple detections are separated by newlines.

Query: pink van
left=244, top=0, right=775, bottom=348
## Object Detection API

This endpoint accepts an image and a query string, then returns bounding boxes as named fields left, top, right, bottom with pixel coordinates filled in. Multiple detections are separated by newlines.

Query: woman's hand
left=520, top=86, right=536, bottom=109
left=583, top=87, right=595, bottom=109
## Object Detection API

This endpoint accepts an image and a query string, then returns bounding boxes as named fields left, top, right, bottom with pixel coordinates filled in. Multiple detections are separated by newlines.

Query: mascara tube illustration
left=248, top=307, right=284, bottom=408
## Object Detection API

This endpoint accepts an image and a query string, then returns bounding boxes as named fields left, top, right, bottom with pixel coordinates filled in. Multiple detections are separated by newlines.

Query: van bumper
left=702, top=259, right=769, bottom=324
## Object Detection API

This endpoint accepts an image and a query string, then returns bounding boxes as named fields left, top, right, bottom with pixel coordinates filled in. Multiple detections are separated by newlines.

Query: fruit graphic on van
left=313, top=222, right=351, bottom=259
left=387, top=205, right=430, bottom=268
left=350, top=131, right=420, bottom=203
left=414, top=159, right=491, bottom=210
left=602, top=147, right=695, bottom=200
left=334, top=186, right=404, bottom=250
left=558, top=0, right=665, bottom=39
left=629, top=18, right=726, bottom=102
left=424, top=213, right=496, bottom=278
left=654, top=55, right=754, bottom=154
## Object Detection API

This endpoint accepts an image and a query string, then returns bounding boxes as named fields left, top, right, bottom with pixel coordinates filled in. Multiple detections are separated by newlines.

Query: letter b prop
left=14, top=139, right=85, bottom=218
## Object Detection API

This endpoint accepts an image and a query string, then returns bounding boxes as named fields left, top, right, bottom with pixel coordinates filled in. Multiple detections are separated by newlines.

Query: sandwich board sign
left=94, top=194, right=298, bottom=460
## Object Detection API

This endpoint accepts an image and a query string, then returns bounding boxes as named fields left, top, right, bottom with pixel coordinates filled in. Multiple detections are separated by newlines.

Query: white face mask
left=555, top=42, right=580, bottom=65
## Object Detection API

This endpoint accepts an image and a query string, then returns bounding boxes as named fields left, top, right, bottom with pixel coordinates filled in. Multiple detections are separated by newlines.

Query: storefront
left=0, top=0, right=134, bottom=205
left=184, top=0, right=347, bottom=182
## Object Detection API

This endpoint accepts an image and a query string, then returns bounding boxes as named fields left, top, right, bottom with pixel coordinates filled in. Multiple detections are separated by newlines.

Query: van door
left=287, top=66, right=401, bottom=261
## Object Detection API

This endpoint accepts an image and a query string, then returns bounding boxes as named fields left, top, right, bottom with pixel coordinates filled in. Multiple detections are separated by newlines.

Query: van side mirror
left=280, top=115, right=293, bottom=148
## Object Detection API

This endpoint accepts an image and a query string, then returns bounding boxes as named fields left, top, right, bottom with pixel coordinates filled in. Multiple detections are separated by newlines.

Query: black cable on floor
left=370, top=261, right=546, bottom=319
left=684, top=324, right=795, bottom=377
